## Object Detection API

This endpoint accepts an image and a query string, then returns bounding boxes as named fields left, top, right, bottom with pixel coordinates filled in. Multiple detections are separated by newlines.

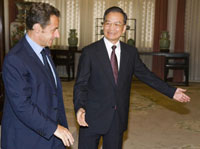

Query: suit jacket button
left=112, top=105, right=117, bottom=110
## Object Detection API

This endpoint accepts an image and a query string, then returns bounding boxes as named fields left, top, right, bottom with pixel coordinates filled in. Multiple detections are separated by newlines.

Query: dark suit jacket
left=74, top=38, right=176, bottom=134
left=1, top=37, right=67, bottom=149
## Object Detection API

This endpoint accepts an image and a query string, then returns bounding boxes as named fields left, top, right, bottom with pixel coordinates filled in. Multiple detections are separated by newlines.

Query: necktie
left=41, top=48, right=55, bottom=86
left=111, top=45, right=118, bottom=84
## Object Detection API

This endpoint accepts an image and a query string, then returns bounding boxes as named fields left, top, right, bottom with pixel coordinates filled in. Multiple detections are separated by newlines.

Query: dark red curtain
left=152, top=0, right=168, bottom=79
left=173, top=0, right=186, bottom=82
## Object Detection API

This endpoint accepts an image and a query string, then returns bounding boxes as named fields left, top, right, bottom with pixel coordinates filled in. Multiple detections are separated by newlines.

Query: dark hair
left=103, top=6, right=127, bottom=24
left=26, top=2, right=60, bottom=30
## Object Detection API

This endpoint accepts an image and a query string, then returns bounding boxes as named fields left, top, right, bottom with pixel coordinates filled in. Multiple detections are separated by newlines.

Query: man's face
left=103, top=12, right=126, bottom=44
left=39, top=15, right=60, bottom=47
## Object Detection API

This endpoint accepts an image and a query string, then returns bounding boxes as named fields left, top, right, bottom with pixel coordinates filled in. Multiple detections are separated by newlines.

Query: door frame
left=0, top=0, right=5, bottom=123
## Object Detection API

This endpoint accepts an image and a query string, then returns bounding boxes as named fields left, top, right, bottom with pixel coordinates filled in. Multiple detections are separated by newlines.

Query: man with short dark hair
left=74, top=6, right=190, bottom=149
left=1, top=2, right=74, bottom=149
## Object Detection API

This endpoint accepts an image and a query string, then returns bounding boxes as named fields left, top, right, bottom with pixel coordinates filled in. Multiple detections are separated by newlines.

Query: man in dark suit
left=74, top=6, right=190, bottom=149
left=1, top=3, right=74, bottom=149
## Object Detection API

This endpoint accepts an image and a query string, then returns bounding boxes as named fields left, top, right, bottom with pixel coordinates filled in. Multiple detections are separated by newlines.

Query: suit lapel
left=118, top=42, right=130, bottom=87
left=95, top=39, right=117, bottom=87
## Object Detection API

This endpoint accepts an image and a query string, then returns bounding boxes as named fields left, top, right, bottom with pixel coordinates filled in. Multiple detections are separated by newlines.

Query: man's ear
left=32, top=23, right=42, bottom=33
left=122, top=25, right=127, bottom=34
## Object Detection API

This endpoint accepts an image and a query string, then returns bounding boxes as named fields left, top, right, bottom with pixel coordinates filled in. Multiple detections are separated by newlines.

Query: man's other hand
left=76, top=108, right=89, bottom=127
left=54, top=124, right=74, bottom=147
left=173, top=88, right=191, bottom=102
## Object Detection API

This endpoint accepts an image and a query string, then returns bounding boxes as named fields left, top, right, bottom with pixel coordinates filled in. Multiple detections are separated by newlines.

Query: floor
left=0, top=80, right=200, bottom=149
left=62, top=80, right=200, bottom=149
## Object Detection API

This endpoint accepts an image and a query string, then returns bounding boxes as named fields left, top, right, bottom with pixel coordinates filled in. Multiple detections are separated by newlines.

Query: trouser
left=78, top=112, right=124, bottom=149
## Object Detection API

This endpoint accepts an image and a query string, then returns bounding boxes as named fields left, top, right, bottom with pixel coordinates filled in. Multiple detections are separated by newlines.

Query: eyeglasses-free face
left=38, top=15, right=60, bottom=47
left=103, top=12, right=126, bottom=44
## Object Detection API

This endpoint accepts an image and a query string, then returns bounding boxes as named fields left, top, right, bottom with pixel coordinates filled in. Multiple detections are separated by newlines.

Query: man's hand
left=173, top=88, right=191, bottom=102
left=54, top=124, right=74, bottom=147
left=76, top=108, right=89, bottom=127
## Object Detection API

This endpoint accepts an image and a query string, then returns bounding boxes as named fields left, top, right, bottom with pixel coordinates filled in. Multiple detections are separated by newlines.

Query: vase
left=10, top=2, right=32, bottom=47
left=127, top=38, right=135, bottom=47
left=68, top=29, right=78, bottom=47
left=10, top=2, right=26, bottom=47
left=159, top=31, right=170, bottom=52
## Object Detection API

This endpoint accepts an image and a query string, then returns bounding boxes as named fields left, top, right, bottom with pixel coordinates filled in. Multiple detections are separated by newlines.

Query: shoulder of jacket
left=120, top=41, right=138, bottom=54
left=82, top=40, right=102, bottom=53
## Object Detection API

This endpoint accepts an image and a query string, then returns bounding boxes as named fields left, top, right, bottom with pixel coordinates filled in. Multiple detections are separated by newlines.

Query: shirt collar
left=25, top=34, right=44, bottom=55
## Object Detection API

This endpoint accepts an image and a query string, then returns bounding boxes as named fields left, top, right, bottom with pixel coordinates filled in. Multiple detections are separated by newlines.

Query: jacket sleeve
left=73, top=48, right=91, bottom=113
left=132, top=48, right=176, bottom=98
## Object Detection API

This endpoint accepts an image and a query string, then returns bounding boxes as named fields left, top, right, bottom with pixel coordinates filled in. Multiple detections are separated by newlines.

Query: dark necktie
left=111, top=45, right=118, bottom=84
left=41, top=48, right=55, bottom=86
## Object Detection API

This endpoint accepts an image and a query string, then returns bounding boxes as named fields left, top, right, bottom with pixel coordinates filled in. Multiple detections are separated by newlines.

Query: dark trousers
left=78, top=112, right=123, bottom=149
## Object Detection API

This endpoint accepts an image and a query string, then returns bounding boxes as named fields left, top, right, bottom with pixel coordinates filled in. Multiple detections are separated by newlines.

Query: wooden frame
left=0, top=0, right=5, bottom=123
